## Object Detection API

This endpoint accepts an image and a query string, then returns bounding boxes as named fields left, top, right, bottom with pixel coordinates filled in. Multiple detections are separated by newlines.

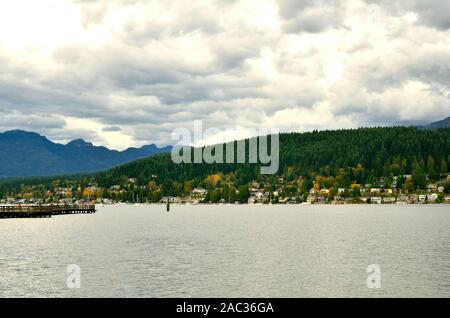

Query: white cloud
left=0, top=0, right=449, bottom=149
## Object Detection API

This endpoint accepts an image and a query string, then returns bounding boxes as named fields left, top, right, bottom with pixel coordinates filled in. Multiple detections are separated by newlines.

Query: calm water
left=0, top=205, right=449, bottom=298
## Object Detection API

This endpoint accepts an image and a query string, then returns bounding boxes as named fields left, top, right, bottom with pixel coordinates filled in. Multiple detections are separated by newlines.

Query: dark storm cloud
left=102, top=126, right=122, bottom=132
left=364, top=0, right=450, bottom=30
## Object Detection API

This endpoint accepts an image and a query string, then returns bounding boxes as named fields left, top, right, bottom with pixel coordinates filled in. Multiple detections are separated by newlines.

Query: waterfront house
left=307, top=195, right=316, bottom=204
left=383, top=197, right=396, bottom=204
left=418, top=195, right=427, bottom=204
left=192, top=187, right=207, bottom=200
left=371, top=197, right=382, bottom=204
left=437, top=186, right=445, bottom=193
left=397, top=195, right=408, bottom=204
left=316, top=196, right=327, bottom=204
left=427, top=184, right=437, bottom=192
left=408, top=195, right=418, bottom=204
left=427, top=193, right=439, bottom=203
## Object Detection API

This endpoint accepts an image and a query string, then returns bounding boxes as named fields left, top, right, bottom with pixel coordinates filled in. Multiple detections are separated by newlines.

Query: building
left=371, top=197, right=382, bottom=204
left=427, top=184, right=437, bottom=192
left=427, top=193, right=439, bottom=203
left=383, top=197, right=396, bottom=204
left=418, top=195, right=427, bottom=204
left=191, top=187, right=207, bottom=200
left=307, top=195, right=316, bottom=204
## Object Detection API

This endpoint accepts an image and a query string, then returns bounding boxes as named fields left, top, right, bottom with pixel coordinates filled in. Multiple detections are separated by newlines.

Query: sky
left=0, top=0, right=449, bottom=150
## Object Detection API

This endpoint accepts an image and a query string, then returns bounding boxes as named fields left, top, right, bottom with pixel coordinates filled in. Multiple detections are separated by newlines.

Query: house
left=418, top=195, right=427, bottom=204
left=320, top=189, right=330, bottom=195
left=397, top=195, right=408, bottom=204
left=437, top=186, right=445, bottom=193
left=383, top=197, right=396, bottom=204
left=444, top=196, right=450, bottom=202
left=192, top=187, right=207, bottom=195
left=254, top=192, right=265, bottom=203
left=427, top=184, right=437, bottom=192
left=409, top=195, right=418, bottom=204
left=338, top=188, right=346, bottom=194
left=360, top=189, right=367, bottom=195
left=371, top=197, right=382, bottom=204
left=370, top=188, right=382, bottom=194
left=59, top=198, right=73, bottom=205
left=307, top=195, right=316, bottom=204
left=427, top=193, right=439, bottom=203
left=278, top=197, right=288, bottom=204
left=359, top=197, right=369, bottom=203
left=316, top=196, right=327, bottom=204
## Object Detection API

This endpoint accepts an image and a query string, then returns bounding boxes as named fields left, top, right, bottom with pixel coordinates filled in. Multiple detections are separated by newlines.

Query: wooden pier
left=0, top=204, right=96, bottom=219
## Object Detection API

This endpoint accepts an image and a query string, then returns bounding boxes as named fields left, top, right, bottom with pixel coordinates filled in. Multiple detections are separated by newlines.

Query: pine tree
left=441, top=159, right=448, bottom=176
left=427, top=155, right=437, bottom=181
left=412, top=161, right=427, bottom=190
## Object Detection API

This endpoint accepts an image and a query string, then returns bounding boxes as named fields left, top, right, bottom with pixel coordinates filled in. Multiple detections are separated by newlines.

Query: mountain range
left=0, top=130, right=171, bottom=178
left=419, top=116, right=450, bottom=129
left=0, top=116, right=448, bottom=178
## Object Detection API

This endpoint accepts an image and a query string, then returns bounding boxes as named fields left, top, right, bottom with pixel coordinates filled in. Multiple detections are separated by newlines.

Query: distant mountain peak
left=66, top=138, right=94, bottom=148
left=419, top=116, right=450, bottom=129
left=0, top=130, right=172, bottom=178
left=3, top=129, right=44, bottom=138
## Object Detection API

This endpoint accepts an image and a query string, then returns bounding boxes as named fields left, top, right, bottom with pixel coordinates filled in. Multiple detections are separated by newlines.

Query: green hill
left=96, top=126, right=449, bottom=186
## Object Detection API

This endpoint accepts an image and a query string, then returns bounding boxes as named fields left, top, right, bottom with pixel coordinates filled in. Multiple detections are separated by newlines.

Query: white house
left=371, top=197, right=382, bottom=204
left=427, top=193, right=439, bottom=203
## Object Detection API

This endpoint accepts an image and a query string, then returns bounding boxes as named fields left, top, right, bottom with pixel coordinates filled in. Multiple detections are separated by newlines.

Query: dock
left=0, top=204, right=96, bottom=219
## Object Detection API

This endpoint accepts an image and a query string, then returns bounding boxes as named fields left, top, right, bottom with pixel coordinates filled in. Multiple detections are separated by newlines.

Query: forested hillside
left=95, top=126, right=450, bottom=190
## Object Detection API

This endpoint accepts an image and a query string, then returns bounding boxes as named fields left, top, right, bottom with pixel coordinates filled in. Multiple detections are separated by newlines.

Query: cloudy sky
left=0, top=0, right=449, bottom=149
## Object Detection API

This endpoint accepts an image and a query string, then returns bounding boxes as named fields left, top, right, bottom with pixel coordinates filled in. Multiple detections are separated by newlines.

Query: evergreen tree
left=441, top=159, right=448, bottom=175
left=427, top=155, right=437, bottom=181
left=412, top=161, right=427, bottom=190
